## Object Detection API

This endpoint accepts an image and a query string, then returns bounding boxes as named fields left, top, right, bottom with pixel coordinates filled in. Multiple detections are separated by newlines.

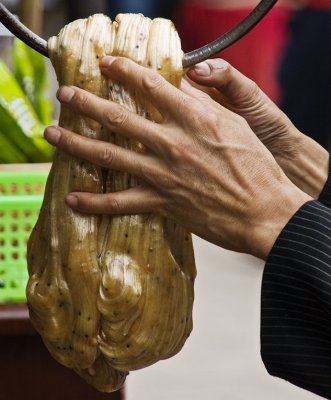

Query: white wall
left=126, top=236, right=322, bottom=400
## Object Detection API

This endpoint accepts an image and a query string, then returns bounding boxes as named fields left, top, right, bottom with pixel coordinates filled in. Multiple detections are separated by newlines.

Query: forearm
left=277, top=128, right=329, bottom=199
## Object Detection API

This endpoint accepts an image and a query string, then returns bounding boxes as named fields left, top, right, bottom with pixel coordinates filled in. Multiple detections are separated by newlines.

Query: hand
left=44, top=56, right=311, bottom=260
left=186, top=59, right=329, bottom=199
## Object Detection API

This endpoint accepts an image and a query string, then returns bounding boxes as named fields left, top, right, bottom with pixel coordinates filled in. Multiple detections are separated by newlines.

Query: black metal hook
left=182, top=0, right=278, bottom=68
left=0, top=0, right=278, bottom=68
left=0, top=3, right=48, bottom=57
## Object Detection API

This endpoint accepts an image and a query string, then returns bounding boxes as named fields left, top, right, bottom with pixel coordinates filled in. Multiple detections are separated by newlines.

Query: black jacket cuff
left=318, top=155, right=331, bottom=207
left=261, top=200, right=331, bottom=399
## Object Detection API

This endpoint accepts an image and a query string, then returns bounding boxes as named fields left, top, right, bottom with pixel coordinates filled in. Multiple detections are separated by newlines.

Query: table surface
left=0, top=302, right=34, bottom=335
left=0, top=302, right=124, bottom=400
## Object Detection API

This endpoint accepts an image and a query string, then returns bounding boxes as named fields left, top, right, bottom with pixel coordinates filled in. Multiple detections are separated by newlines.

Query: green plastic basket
left=0, top=168, right=49, bottom=303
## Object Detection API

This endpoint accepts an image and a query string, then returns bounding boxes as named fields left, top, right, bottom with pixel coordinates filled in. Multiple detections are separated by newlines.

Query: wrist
left=249, top=180, right=312, bottom=260
left=277, top=128, right=329, bottom=199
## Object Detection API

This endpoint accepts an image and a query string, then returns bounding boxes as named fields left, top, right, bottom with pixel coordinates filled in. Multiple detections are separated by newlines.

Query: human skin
left=186, top=59, right=329, bottom=199
left=44, top=56, right=311, bottom=260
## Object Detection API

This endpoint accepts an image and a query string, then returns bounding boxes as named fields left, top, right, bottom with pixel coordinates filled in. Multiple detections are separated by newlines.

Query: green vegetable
left=0, top=59, right=52, bottom=162
left=11, top=38, right=53, bottom=125
left=0, top=129, right=28, bottom=163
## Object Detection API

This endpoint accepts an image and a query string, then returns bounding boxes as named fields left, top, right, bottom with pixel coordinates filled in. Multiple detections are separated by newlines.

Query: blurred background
left=0, top=0, right=330, bottom=399
left=2, top=0, right=331, bottom=146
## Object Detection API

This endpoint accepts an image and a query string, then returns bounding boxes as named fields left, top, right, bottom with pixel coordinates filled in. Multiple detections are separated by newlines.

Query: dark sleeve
left=318, top=156, right=331, bottom=207
left=261, top=200, right=331, bottom=399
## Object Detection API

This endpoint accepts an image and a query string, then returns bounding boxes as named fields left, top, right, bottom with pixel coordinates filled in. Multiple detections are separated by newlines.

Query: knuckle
left=142, top=72, right=165, bottom=93
left=113, top=57, right=131, bottom=76
left=159, top=171, right=177, bottom=191
left=219, top=60, right=231, bottom=76
left=196, top=91, right=212, bottom=103
left=199, top=109, right=220, bottom=132
left=61, top=132, right=78, bottom=151
left=74, top=91, right=90, bottom=108
left=205, top=109, right=220, bottom=126
left=138, top=161, right=153, bottom=182
left=211, top=61, right=232, bottom=87
left=230, top=78, right=263, bottom=111
left=98, top=145, right=116, bottom=166
left=178, top=94, right=193, bottom=114
left=153, top=190, right=167, bottom=208
left=106, top=196, right=122, bottom=214
left=166, top=138, right=187, bottom=161
left=177, top=97, right=203, bottom=126
left=155, top=199, right=168, bottom=217
left=154, top=129, right=190, bottom=161
left=244, top=79, right=261, bottom=102
left=104, top=107, right=128, bottom=129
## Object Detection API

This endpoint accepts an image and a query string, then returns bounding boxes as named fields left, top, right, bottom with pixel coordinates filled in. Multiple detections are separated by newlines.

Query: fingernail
left=66, top=194, right=78, bottom=207
left=193, top=62, right=211, bottom=77
left=57, top=86, right=75, bottom=103
left=100, top=56, right=115, bottom=69
left=44, top=126, right=61, bottom=144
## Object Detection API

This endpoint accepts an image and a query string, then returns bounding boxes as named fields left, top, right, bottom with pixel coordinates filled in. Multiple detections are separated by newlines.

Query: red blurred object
left=176, top=3, right=292, bottom=103
left=308, top=0, right=331, bottom=9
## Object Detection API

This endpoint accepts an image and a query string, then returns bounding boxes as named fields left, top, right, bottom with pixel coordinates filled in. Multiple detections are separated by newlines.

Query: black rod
left=182, top=0, right=278, bottom=68
left=0, top=3, right=48, bottom=57
left=0, top=0, right=278, bottom=67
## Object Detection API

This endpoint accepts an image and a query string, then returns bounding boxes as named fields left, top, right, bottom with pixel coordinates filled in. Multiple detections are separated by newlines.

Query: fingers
left=65, top=185, right=164, bottom=215
left=56, top=85, right=168, bottom=152
left=180, top=78, right=223, bottom=112
left=99, top=56, right=201, bottom=120
left=180, top=78, right=212, bottom=103
left=186, top=59, right=262, bottom=108
left=44, top=126, right=156, bottom=178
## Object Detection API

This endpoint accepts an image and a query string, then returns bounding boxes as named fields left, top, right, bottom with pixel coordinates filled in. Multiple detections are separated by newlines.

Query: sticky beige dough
left=27, top=13, right=196, bottom=392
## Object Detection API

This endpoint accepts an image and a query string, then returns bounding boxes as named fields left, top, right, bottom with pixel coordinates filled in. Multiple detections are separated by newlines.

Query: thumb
left=186, top=59, right=262, bottom=108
